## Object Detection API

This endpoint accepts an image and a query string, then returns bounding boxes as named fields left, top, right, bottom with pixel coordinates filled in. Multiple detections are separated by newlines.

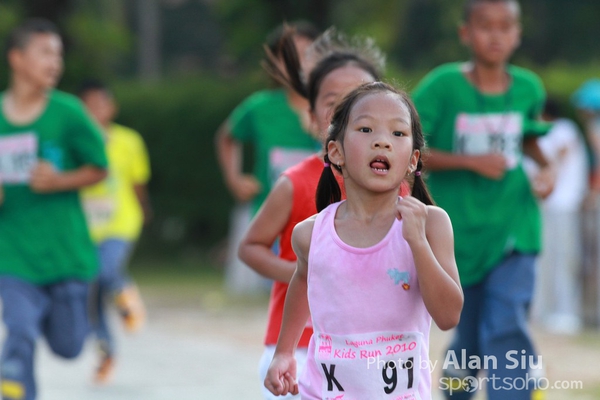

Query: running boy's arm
left=265, top=216, right=314, bottom=396
left=214, top=121, right=261, bottom=202
left=396, top=197, right=462, bottom=330
left=30, top=161, right=106, bottom=193
left=238, top=176, right=297, bottom=282
left=424, top=149, right=507, bottom=180
left=134, top=184, right=153, bottom=224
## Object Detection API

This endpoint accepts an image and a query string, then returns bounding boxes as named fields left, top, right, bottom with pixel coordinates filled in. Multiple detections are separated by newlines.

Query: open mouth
left=370, top=157, right=390, bottom=172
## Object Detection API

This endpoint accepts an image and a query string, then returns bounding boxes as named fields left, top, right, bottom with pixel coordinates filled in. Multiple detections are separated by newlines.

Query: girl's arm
left=264, top=217, right=314, bottom=396
left=396, top=198, right=463, bottom=330
left=238, top=176, right=297, bottom=282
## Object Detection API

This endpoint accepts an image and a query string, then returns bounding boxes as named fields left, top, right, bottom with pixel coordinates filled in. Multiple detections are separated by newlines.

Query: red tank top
left=264, top=155, right=344, bottom=346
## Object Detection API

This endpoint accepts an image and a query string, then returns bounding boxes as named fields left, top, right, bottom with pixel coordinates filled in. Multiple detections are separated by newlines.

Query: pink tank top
left=300, top=201, right=432, bottom=400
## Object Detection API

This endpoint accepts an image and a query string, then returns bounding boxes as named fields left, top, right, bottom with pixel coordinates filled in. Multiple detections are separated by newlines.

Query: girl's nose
left=373, top=135, right=392, bottom=149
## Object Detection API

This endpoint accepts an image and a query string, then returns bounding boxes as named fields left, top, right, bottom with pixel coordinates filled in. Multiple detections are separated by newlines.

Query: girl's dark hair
left=316, top=81, right=435, bottom=211
left=263, top=27, right=386, bottom=111
left=5, top=18, right=59, bottom=56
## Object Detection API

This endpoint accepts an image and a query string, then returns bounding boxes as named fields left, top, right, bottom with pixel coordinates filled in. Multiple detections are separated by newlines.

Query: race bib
left=83, top=197, right=116, bottom=227
left=0, top=133, right=38, bottom=183
left=454, top=112, right=523, bottom=169
left=269, top=147, right=314, bottom=185
left=315, top=331, right=423, bottom=400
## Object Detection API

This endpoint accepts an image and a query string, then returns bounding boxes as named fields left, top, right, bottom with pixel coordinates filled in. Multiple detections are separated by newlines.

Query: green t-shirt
left=0, top=90, right=108, bottom=284
left=412, top=63, right=548, bottom=287
left=228, top=88, right=319, bottom=213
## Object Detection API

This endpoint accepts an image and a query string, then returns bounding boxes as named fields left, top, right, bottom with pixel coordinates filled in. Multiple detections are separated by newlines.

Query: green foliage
left=0, top=3, right=22, bottom=86
left=112, top=72, right=265, bottom=253
left=61, top=10, right=132, bottom=90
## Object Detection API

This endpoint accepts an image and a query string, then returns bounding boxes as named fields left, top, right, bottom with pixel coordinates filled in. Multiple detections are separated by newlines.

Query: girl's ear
left=409, top=149, right=420, bottom=172
left=327, top=139, right=345, bottom=167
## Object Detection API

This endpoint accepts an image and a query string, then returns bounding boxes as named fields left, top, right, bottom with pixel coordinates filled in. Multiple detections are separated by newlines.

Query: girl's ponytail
left=410, top=159, right=434, bottom=206
left=261, top=25, right=308, bottom=98
left=316, top=152, right=342, bottom=212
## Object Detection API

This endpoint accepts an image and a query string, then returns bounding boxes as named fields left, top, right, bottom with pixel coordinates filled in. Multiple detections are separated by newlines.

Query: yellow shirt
left=81, top=123, right=150, bottom=242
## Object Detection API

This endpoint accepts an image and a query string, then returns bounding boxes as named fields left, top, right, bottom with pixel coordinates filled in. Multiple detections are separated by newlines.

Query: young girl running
left=239, top=28, right=387, bottom=399
left=265, top=82, right=463, bottom=399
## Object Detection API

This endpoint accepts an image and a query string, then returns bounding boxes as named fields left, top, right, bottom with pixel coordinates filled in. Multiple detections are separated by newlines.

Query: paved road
left=7, top=299, right=599, bottom=400
left=35, top=306, right=266, bottom=400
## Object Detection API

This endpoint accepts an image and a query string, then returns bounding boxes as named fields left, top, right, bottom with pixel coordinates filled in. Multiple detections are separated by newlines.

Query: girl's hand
left=396, top=196, right=428, bottom=245
left=264, top=353, right=298, bottom=395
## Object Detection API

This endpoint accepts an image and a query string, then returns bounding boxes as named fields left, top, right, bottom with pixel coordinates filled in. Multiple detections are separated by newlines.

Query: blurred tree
left=211, top=0, right=600, bottom=72
left=22, top=0, right=72, bottom=22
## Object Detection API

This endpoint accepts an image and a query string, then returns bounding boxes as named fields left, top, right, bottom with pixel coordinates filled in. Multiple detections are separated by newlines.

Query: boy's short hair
left=462, top=0, right=521, bottom=22
left=5, top=18, right=60, bottom=55
left=77, top=78, right=112, bottom=98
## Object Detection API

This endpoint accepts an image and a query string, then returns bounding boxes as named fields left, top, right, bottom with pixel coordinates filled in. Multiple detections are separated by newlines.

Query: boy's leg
left=89, top=280, right=111, bottom=352
left=442, top=282, right=484, bottom=400
left=0, top=277, right=49, bottom=400
left=97, top=239, right=133, bottom=294
left=481, top=253, right=537, bottom=400
left=98, top=239, right=145, bottom=333
left=42, top=280, right=89, bottom=359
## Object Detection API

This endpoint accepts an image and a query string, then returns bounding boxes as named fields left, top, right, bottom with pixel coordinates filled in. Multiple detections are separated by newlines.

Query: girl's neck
left=3, top=78, right=49, bottom=125
left=466, top=61, right=510, bottom=94
left=286, top=89, right=309, bottom=111
left=341, top=185, right=399, bottom=223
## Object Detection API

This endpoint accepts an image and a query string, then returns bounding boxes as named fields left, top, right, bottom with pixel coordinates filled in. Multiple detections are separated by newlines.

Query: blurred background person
left=572, top=79, right=600, bottom=328
left=78, top=79, right=151, bottom=385
left=412, top=0, right=553, bottom=397
left=215, top=21, right=320, bottom=294
left=238, top=26, right=386, bottom=399
left=526, top=98, right=589, bottom=334
left=0, top=19, right=107, bottom=400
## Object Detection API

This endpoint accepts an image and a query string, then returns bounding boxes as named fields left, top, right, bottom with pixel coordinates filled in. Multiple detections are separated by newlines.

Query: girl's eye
left=359, top=127, right=372, bottom=133
left=393, top=131, right=405, bottom=137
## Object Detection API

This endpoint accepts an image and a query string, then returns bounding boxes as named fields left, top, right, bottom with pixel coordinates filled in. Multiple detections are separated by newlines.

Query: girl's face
left=11, top=33, right=63, bottom=89
left=311, top=65, right=375, bottom=140
left=330, top=92, right=418, bottom=193
left=460, top=2, right=521, bottom=67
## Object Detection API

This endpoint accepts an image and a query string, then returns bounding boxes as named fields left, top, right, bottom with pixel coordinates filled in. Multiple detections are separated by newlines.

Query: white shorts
left=258, top=345, right=308, bottom=400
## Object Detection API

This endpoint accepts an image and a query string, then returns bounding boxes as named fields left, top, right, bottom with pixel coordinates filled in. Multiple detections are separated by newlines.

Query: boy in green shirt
left=412, top=1, right=553, bottom=399
left=0, top=19, right=107, bottom=400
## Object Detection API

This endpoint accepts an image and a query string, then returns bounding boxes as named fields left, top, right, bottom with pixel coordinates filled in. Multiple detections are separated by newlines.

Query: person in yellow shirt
left=78, top=79, right=151, bottom=385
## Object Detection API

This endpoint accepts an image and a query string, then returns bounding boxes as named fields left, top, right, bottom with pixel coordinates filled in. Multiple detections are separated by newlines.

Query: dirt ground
left=23, top=286, right=600, bottom=400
